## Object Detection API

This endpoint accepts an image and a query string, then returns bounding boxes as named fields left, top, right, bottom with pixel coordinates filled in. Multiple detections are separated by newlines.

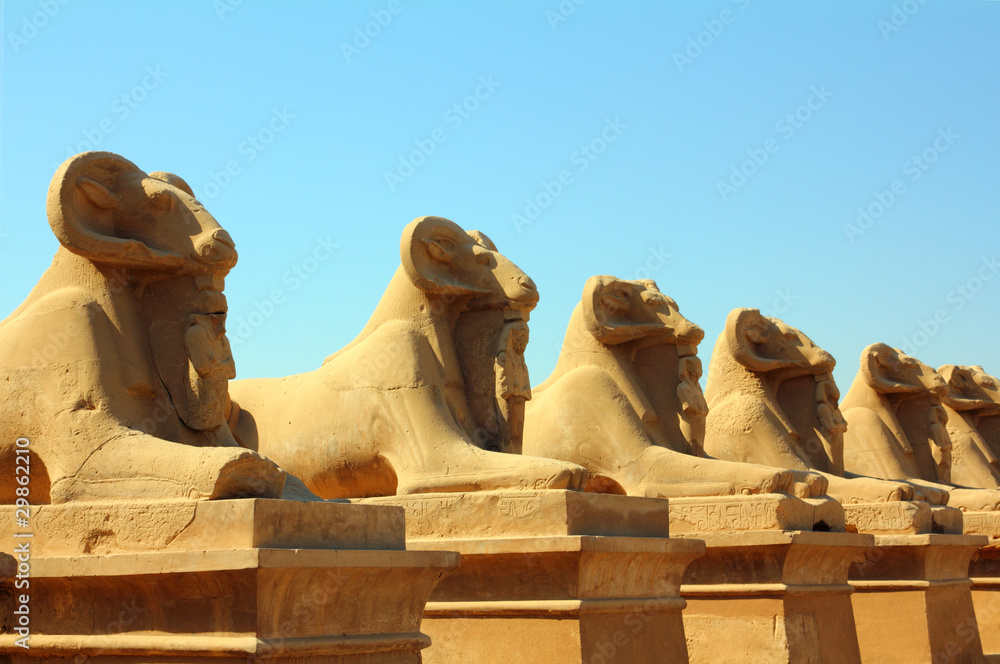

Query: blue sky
left=1, top=0, right=997, bottom=392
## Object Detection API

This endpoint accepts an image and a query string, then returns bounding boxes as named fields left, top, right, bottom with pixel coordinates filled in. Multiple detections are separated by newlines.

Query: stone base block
left=359, top=491, right=705, bottom=664
left=669, top=494, right=844, bottom=535
left=840, top=501, right=964, bottom=535
left=849, top=534, right=987, bottom=663
left=971, top=540, right=1000, bottom=658
left=0, top=500, right=459, bottom=663
left=677, top=530, right=874, bottom=664
left=933, top=505, right=967, bottom=534
left=0, top=498, right=405, bottom=555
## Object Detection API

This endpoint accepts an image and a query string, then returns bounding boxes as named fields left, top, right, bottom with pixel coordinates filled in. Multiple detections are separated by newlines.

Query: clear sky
left=1, top=1, right=997, bottom=392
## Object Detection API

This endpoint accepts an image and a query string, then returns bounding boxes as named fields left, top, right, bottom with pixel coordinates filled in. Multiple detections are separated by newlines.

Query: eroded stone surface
left=842, top=344, right=1000, bottom=513
left=0, top=152, right=284, bottom=504
left=704, top=311, right=945, bottom=510
left=523, top=277, right=819, bottom=500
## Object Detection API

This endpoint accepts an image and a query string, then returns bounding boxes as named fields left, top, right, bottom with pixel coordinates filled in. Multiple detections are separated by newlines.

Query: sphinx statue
left=937, top=365, right=1000, bottom=489
left=521, top=276, right=825, bottom=498
left=703, top=310, right=944, bottom=505
left=841, top=344, right=1000, bottom=511
left=967, top=367, right=1000, bottom=462
left=0, top=152, right=285, bottom=503
left=228, top=216, right=587, bottom=498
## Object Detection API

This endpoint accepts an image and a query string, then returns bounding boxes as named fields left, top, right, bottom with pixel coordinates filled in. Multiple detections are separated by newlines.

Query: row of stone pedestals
left=2, top=492, right=998, bottom=663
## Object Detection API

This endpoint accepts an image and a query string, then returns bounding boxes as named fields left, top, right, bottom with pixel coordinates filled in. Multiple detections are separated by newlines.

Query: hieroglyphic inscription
left=496, top=495, right=542, bottom=518
left=669, top=498, right=781, bottom=532
left=842, top=502, right=920, bottom=533
left=963, top=511, right=1000, bottom=538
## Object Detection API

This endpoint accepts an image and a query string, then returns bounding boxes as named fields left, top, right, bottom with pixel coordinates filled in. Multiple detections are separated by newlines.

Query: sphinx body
left=703, top=310, right=940, bottom=505
left=228, top=216, right=587, bottom=499
left=841, top=344, right=1000, bottom=511
left=0, top=152, right=284, bottom=504
left=522, top=276, right=824, bottom=498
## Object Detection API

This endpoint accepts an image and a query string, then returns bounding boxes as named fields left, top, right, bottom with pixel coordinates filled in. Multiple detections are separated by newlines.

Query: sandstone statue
left=937, top=364, right=1000, bottom=490
left=228, top=216, right=587, bottom=498
left=521, top=276, right=824, bottom=498
left=703, top=310, right=944, bottom=505
left=841, top=344, right=1000, bottom=511
left=0, top=152, right=285, bottom=504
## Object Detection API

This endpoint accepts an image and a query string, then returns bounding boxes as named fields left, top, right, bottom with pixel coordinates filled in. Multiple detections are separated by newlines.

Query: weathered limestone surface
left=0, top=499, right=459, bottom=663
left=229, top=216, right=586, bottom=498
left=361, top=490, right=705, bottom=664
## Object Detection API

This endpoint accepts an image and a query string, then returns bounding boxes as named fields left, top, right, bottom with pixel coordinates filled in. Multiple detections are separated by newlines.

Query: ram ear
left=400, top=216, right=489, bottom=295
left=47, top=151, right=186, bottom=269
left=726, top=308, right=787, bottom=372
left=937, top=364, right=960, bottom=389
left=466, top=229, right=497, bottom=251
left=860, top=343, right=895, bottom=387
left=148, top=171, right=195, bottom=197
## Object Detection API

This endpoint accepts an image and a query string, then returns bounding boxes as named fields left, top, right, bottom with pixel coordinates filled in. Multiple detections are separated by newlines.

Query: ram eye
left=473, top=246, right=494, bottom=266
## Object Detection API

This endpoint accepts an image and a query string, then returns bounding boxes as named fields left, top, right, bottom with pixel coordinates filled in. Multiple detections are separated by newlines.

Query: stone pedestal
left=970, top=538, right=1000, bottom=658
left=952, top=509, right=1000, bottom=658
left=360, top=490, right=706, bottom=664
left=0, top=499, right=459, bottom=663
left=849, top=533, right=987, bottom=664
left=678, top=529, right=873, bottom=664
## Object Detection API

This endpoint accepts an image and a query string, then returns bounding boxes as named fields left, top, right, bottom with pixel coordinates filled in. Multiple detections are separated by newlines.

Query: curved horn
left=400, top=215, right=488, bottom=295
left=725, top=308, right=787, bottom=372
left=47, top=151, right=185, bottom=269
